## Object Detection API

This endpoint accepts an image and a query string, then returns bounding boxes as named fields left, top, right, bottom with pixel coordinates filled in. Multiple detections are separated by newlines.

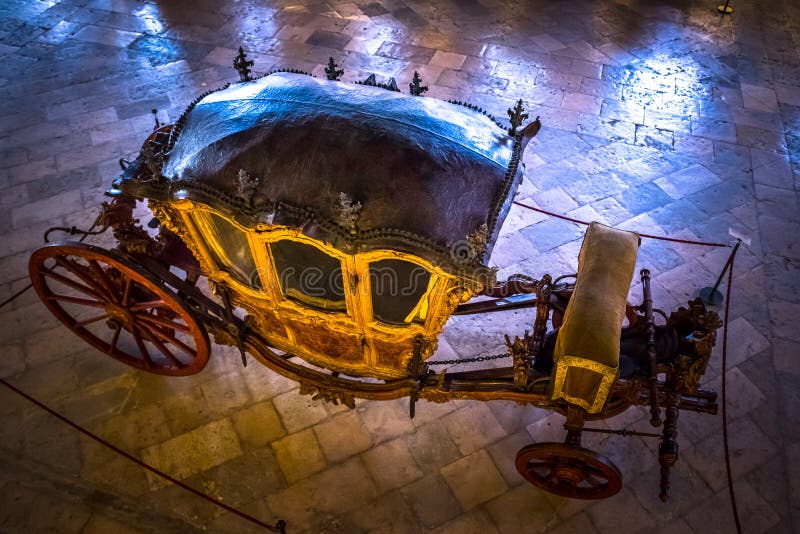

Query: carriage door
left=268, top=239, right=368, bottom=370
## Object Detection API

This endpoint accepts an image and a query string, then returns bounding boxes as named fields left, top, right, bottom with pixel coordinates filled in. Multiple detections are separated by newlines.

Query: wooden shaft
left=641, top=269, right=663, bottom=427
left=564, top=405, right=585, bottom=446
left=659, top=391, right=680, bottom=501
left=530, top=275, right=553, bottom=360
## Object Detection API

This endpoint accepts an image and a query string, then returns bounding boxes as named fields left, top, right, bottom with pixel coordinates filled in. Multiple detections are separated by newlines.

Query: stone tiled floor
left=1, top=0, right=799, bottom=532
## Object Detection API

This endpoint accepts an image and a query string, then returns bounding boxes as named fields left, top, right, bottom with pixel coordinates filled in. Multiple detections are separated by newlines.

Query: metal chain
left=427, top=352, right=511, bottom=366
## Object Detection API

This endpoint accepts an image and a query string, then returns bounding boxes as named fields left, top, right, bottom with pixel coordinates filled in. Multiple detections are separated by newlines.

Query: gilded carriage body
left=122, top=71, right=538, bottom=381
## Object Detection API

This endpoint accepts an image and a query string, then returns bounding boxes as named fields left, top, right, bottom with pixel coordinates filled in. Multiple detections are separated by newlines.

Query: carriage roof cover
left=139, top=72, right=529, bottom=272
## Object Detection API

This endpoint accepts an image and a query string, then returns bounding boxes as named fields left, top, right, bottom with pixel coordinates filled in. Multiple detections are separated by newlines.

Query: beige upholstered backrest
left=550, top=222, right=640, bottom=413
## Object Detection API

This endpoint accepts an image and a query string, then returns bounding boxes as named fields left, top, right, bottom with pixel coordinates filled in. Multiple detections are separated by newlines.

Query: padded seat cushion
left=550, top=222, right=639, bottom=413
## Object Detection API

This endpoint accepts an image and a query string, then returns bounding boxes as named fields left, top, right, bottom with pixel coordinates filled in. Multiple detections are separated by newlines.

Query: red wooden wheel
left=515, top=442, right=622, bottom=500
left=29, top=242, right=210, bottom=376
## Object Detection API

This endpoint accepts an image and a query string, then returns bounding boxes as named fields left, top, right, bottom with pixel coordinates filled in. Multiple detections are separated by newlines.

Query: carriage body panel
left=153, top=198, right=464, bottom=378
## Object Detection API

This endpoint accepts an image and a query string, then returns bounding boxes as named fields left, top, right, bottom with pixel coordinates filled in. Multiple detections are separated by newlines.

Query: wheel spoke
left=131, top=327, right=153, bottom=366
left=88, top=259, right=118, bottom=303
left=137, top=324, right=184, bottom=368
left=583, top=463, right=608, bottom=477
left=54, top=256, right=113, bottom=301
left=528, top=471, right=553, bottom=485
left=47, top=294, right=106, bottom=308
left=584, top=473, right=603, bottom=487
left=108, top=325, right=122, bottom=355
left=526, top=461, right=554, bottom=470
left=75, top=313, right=108, bottom=327
left=121, top=277, right=132, bottom=307
left=543, top=471, right=560, bottom=485
left=135, top=311, right=190, bottom=332
left=41, top=266, right=104, bottom=300
left=130, top=300, right=167, bottom=311
left=144, top=322, right=197, bottom=356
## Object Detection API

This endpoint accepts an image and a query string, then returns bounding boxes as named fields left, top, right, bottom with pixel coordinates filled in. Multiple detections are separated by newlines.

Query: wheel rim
left=515, top=442, right=622, bottom=500
left=29, top=242, right=209, bottom=376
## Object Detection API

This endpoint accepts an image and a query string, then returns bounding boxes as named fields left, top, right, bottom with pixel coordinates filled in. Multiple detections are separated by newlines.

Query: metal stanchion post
left=698, top=240, right=740, bottom=305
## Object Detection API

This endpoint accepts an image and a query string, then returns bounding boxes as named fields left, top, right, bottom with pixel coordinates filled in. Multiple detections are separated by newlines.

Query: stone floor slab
left=361, top=437, right=423, bottom=494
left=271, top=428, right=326, bottom=484
left=140, top=418, right=244, bottom=491
left=441, top=449, right=508, bottom=510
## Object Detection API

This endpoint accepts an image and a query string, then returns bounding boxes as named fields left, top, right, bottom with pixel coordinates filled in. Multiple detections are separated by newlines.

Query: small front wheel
left=515, top=442, right=622, bottom=500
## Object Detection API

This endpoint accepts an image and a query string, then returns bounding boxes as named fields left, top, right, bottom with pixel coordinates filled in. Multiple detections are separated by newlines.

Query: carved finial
left=505, top=332, right=532, bottom=389
left=233, top=47, right=254, bottom=82
left=236, top=169, right=259, bottom=204
left=325, top=57, right=344, bottom=81
left=467, top=223, right=489, bottom=256
left=385, top=77, right=399, bottom=92
left=362, top=73, right=377, bottom=86
left=336, top=192, right=362, bottom=233
left=507, top=99, right=529, bottom=136
left=409, top=71, right=428, bottom=96
left=140, top=142, right=164, bottom=177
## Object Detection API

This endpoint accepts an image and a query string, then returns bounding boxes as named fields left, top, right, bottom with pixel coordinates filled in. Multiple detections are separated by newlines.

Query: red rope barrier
left=720, top=256, right=742, bottom=534
left=0, top=283, right=32, bottom=309
left=512, top=201, right=730, bottom=248
left=0, top=377, right=286, bottom=533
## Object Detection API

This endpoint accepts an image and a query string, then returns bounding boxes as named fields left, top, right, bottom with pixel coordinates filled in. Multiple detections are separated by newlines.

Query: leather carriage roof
left=158, top=72, right=527, bottom=271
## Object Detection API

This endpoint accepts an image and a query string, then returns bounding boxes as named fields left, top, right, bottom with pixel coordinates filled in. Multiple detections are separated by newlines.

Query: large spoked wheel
left=515, top=442, right=622, bottom=500
left=29, top=242, right=210, bottom=376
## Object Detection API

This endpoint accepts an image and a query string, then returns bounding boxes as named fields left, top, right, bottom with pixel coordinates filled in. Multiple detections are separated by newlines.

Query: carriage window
left=204, top=213, right=262, bottom=289
left=369, top=259, right=431, bottom=325
left=270, top=240, right=346, bottom=312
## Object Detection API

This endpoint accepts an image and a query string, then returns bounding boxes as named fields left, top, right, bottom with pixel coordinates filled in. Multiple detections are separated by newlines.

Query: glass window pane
left=270, top=240, right=346, bottom=312
left=205, top=213, right=262, bottom=289
left=369, top=259, right=431, bottom=325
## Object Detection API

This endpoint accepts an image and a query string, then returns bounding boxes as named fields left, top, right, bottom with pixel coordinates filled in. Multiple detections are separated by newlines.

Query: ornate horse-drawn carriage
left=29, top=54, right=721, bottom=502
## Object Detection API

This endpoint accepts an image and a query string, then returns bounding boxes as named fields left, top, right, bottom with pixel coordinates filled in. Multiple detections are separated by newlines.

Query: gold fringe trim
left=550, top=355, right=618, bottom=414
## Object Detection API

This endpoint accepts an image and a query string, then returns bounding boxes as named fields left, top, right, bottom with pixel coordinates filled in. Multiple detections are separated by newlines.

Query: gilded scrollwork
left=467, top=223, right=489, bottom=257
left=98, top=198, right=156, bottom=255
left=671, top=332, right=716, bottom=393
left=236, top=169, right=260, bottom=205
left=418, top=385, right=451, bottom=404
left=505, top=333, right=532, bottom=389
left=299, top=382, right=356, bottom=409
left=208, top=322, right=239, bottom=347
left=150, top=200, right=216, bottom=277
left=665, top=299, right=721, bottom=393
left=336, top=192, right=362, bottom=233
